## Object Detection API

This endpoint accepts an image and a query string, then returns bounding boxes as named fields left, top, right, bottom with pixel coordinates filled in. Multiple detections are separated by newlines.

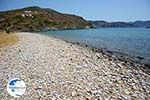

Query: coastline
left=42, top=33, right=150, bottom=74
left=0, top=32, right=149, bottom=99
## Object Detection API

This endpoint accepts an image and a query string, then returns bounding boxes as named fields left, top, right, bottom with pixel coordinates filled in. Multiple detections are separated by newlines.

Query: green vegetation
left=0, top=6, right=92, bottom=32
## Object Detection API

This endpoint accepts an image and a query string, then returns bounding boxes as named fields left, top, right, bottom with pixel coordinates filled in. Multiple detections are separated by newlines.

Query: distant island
left=90, top=20, right=150, bottom=28
left=0, top=6, right=92, bottom=32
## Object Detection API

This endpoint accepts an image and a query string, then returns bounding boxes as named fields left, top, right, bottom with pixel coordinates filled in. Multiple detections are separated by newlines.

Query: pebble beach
left=0, top=32, right=149, bottom=100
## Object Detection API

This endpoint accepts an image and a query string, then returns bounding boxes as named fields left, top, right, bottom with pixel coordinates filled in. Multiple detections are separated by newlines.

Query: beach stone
left=0, top=32, right=149, bottom=100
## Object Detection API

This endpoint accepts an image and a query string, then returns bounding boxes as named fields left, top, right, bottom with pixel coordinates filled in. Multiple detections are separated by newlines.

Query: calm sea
left=41, top=28, right=150, bottom=63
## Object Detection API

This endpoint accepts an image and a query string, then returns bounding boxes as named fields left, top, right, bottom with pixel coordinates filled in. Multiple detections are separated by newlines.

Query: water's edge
left=44, top=34, right=150, bottom=73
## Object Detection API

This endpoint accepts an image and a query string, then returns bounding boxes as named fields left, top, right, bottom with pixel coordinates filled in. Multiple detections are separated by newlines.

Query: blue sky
left=0, top=0, right=149, bottom=22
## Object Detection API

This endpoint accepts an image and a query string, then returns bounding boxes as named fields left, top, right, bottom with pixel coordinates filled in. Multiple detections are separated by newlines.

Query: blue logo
left=7, top=78, right=26, bottom=97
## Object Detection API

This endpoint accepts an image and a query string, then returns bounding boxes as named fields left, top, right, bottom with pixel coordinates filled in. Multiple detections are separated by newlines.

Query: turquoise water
left=41, top=28, right=150, bottom=63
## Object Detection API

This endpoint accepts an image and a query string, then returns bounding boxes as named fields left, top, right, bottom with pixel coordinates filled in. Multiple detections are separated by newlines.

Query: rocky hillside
left=0, top=6, right=92, bottom=31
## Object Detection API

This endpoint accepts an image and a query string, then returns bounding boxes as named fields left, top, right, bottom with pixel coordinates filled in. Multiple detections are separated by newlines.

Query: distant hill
left=90, top=20, right=150, bottom=28
left=133, top=21, right=150, bottom=27
left=0, top=6, right=92, bottom=32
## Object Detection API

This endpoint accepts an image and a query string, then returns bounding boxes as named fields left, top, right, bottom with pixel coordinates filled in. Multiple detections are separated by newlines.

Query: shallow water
left=41, top=28, right=150, bottom=63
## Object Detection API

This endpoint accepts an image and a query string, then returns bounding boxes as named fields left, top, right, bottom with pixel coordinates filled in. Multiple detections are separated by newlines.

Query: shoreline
left=42, top=33, right=150, bottom=74
left=0, top=32, right=149, bottom=99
